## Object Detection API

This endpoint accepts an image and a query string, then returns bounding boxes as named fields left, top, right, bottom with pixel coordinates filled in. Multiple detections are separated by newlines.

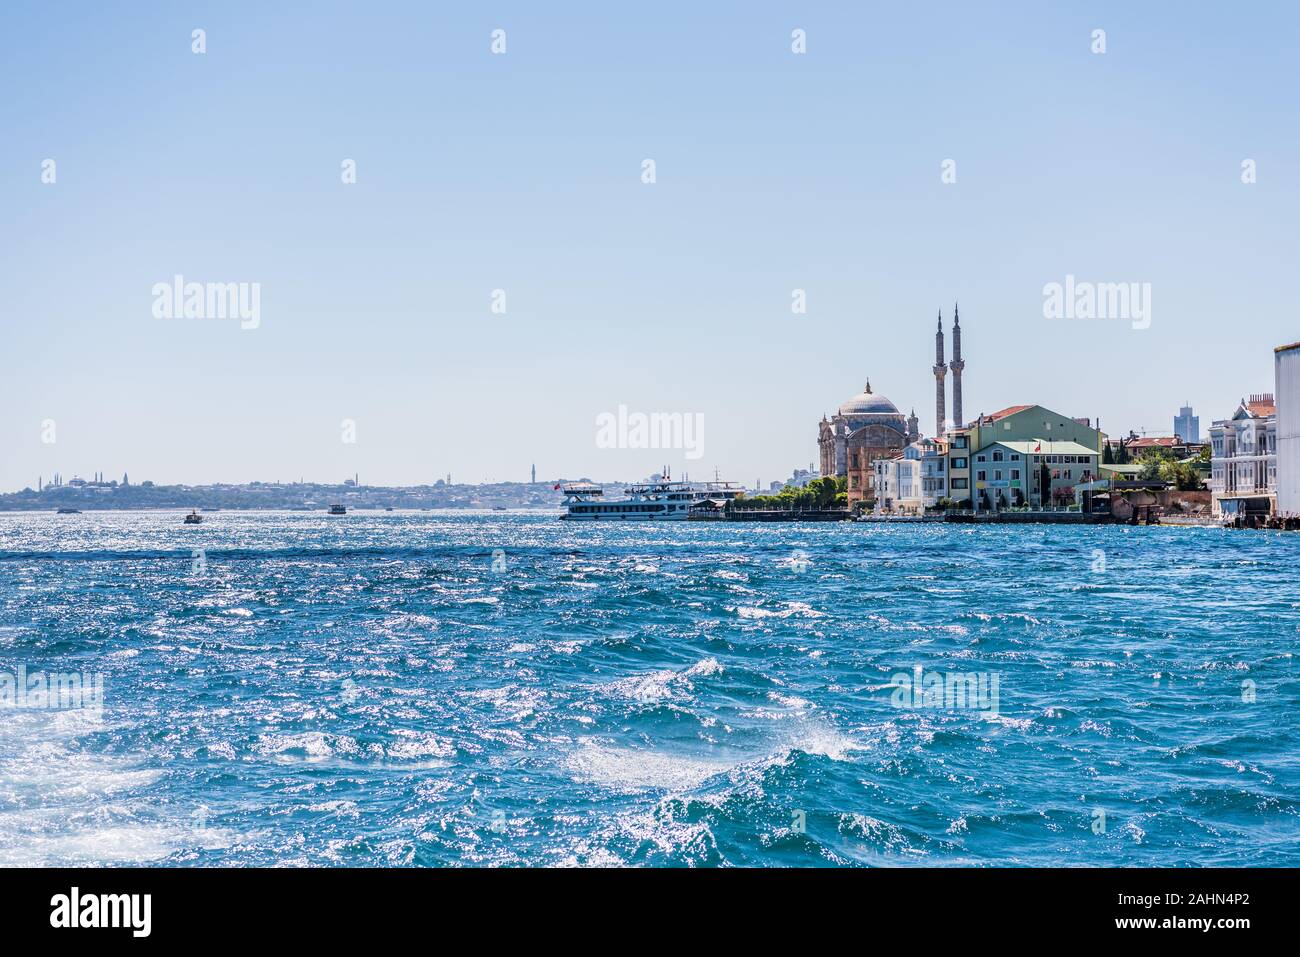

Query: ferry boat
left=328, top=504, right=347, bottom=515
left=559, top=470, right=745, bottom=521
left=55, top=507, right=81, bottom=514
left=183, top=510, right=203, bottom=524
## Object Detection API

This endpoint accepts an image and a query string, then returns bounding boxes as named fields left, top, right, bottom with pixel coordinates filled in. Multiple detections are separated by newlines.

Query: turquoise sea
left=0, top=511, right=1296, bottom=866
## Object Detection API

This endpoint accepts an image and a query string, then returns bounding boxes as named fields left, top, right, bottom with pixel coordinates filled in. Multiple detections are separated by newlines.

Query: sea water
left=0, top=511, right=1296, bottom=866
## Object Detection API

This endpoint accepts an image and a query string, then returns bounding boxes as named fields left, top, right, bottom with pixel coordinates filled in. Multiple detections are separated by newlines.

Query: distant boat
left=492, top=506, right=507, bottom=511
left=328, top=504, right=347, bottom=515
left=184, top=510, right=203, bottom=524
left=384, top=507, right=394, bottom=512
left=56, top=507, right=81, bottom=514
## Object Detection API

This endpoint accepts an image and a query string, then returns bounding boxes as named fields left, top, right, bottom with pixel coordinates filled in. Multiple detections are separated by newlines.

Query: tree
left=815, top=476, right=837, bottom=508
left=1159, top=458, right=1203, bottom=491
left=1137, top=455, right=1164, bottom=482
left=1102, top=443, right=1114, bottom=465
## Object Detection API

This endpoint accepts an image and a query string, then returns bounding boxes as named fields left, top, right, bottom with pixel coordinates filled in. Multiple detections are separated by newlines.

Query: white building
left=871, top=439, right=948, bottom=514
left=1276, top=343, right=1300, bottom=518
left=784, top=466, right=821, bottom=489
left=871, top=452, right=904, bottom=511
left=1209, top=394, right=1277, bottom=518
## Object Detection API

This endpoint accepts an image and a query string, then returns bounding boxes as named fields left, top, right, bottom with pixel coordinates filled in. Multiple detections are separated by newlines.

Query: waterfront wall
left=1278, top=344, right=1300, bottom=517
left=724, top=509, right=852, bottom=522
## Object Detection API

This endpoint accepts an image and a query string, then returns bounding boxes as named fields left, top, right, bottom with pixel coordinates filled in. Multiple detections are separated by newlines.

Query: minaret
left=531, top=463, right=536, bottom=484
left=907, top=408, right=920, bottom=444
left=949, top=301, right=965, bottom=428
left=933, top=310, right=947, bottom=437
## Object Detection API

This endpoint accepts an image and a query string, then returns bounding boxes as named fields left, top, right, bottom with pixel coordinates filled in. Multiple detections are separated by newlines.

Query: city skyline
left=3, top=2, right=1298, bottom=491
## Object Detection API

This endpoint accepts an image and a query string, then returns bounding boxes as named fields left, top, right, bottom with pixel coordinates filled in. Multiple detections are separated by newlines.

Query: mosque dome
left=838, top=381, right=903, bottom=417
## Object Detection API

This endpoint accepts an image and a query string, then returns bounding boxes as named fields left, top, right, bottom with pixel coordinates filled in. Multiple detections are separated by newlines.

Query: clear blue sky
left=3, top=1, right=1298, bottom=490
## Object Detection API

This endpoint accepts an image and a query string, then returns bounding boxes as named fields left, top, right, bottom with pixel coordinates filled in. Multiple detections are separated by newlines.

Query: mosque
left=817, top=305, right=966, bottom=504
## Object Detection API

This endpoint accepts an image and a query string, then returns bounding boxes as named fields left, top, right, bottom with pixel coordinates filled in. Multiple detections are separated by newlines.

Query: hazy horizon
left=4, top=1, right=1298, bottom=491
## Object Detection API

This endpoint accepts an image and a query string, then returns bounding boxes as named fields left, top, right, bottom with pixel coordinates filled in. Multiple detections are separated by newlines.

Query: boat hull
left=561, top=511, right=688, bottom=521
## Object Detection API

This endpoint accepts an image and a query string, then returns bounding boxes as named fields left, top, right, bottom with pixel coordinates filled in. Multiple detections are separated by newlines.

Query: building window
left=992, top=451, right=1004, bottom=462
left=952, top=457, right=967, bottom=469
left=951, top=478, right=968, bottom=489
left=1011, top=469, right=1020, bottom=480
left=976, top=455, right=986, bottom=462
left=977, top=470, right=987, bottom=481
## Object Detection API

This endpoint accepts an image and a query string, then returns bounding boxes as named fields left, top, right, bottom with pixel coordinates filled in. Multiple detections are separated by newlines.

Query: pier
left=861, top=509, right=1110, bottom=525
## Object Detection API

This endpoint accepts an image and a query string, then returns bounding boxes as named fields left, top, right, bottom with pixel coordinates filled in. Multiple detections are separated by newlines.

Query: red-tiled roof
left=979, top=404, right=1033, bottom=423
left=1248, top=400, right=1275, bottom=417
left=1126, top=436, right=1180, bottom=449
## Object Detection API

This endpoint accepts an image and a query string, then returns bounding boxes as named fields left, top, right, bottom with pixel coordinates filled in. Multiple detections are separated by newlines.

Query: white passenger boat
left=559, top=471, right=743, bottom=520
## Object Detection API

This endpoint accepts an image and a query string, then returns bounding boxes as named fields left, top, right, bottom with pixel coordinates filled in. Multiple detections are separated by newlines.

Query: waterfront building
left=1277, top=343, right=1300, bottom=517
left=1210, top=394, right=1278, bottom=518
left=818, top=381, right=917, bottom=505
left=872, top=437, right=948, bottom=513
left=973, top=439, right=1098, bottom=509
left=1174, top=404, right=1200, bottom=444
left=872, top=452, right=904, bottom=511
left=942, top=405, right=1105, bottom=509
left=918, top=437, right=948, bottom=505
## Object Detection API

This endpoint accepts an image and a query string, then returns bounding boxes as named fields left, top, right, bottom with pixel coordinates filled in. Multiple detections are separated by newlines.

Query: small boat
left=56, top=507, right=81, bottom=514
left=492, top=506, right=507, bottom=511
left=384, top=507, right=394, bottom=512
left=184, top=510, right=203, bottom=524
left=328, top=504, right=347, bottom=515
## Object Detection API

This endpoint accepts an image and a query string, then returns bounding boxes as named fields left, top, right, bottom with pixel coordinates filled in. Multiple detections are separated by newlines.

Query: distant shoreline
left=0, top=505, right=561, bottom=514
left=0, top=481, right=571, bottom=513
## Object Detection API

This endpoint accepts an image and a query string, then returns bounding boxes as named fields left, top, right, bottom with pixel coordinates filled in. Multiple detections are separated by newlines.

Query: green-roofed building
left=943, top=404, right=1105, bottom=509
